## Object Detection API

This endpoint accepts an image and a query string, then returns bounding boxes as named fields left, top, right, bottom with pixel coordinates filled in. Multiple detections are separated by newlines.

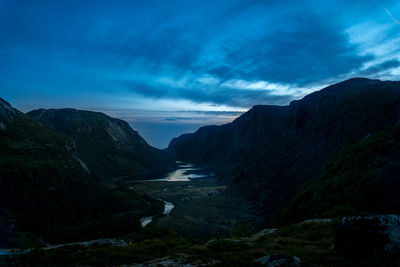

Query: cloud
left=1, top=0, right=400, bottom=116
left=208, top=13, right=372, bottom=86
left=181, top=110, right=244, bottom=117
left=3, top=0, right=400, bottom=147
left=122, top=79, right=293, bottom=108
left=164, top=117, right=194, bottom=121
left=358, top=59, right=400, bottom=76
left=0, top=0, right=375, bottom=88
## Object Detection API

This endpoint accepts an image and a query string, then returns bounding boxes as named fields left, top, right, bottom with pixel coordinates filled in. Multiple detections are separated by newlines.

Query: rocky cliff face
left=28, top=108, right=175, bottom=180
left=167, top=78, right=400, bottom=219
left=168, top=105, right=288, bottom=170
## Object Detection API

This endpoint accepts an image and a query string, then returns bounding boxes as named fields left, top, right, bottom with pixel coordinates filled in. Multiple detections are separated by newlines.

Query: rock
left=204, top=238, right=245, bottom=246
left=255, top=254, right=301, bottom=267
left=334, top=215, right=400, bottom=262
left=251, top=228, right=277, bottom=239
left=46, top=238, right=128, bottom=250
left=0, top=121, right=6, bottom=131
left=130, top=253, right=220, bottom=266
left=301, top=218, right=332, bottom=223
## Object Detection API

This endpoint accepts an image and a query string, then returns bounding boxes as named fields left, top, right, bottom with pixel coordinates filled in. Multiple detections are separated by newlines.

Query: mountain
left=167, top=78, right=400, bottom=221
left=0, top=98, right=162, bottom=247
left=277, top=125, right=400, bottom=224
left=27, top=108, right=175, bottom=180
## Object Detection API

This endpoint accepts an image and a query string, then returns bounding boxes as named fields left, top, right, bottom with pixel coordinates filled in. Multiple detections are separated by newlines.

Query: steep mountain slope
left=167, top=78, right=400, bottom=220
left=28, top=108, right=175, bottom=180
left=277, top=125, right=400, bottom=224
left=168, top=105, right=289, bottom=170
left=0, top=98, right=161, bottom=247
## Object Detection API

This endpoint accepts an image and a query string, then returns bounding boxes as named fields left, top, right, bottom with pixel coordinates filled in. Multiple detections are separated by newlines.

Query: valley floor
left=2, top=166, right=395, bottom=266
left=129, top=177, right=262, bottom=240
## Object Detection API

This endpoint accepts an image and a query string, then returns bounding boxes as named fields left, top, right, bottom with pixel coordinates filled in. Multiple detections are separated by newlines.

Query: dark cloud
left=181, top=110, right=244, bottom=116
left=0, top=0, right=389, bottom=91
left=358, top=59, right=400, bottom=76
left=2, top=0, right=400, bottom=147
left=164, top=117, right=194, bottom=121
left=210, top=13, right=372, bottom=86
left=123, top=80, right=293, bottom=107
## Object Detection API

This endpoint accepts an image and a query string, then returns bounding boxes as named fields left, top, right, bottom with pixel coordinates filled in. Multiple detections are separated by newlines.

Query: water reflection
left=142, top=161, right=214, bottom=182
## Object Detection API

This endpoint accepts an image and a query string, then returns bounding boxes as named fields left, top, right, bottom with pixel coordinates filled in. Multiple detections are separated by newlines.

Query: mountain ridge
left=0, top=97, right=163, bottom=247
left=167, top=78, right=400, bottom=221
left=28, top=108, right=176, bottom=180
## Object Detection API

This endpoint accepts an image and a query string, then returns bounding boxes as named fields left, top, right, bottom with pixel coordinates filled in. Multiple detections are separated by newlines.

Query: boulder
left=334, top=215, right=400, bottom=262
left=251, top=228, right=277, bottom=239
left=255, top=254, right=301, bottom=267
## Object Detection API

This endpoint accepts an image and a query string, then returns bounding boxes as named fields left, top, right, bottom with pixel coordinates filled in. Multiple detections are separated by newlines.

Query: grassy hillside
left=0, top=98, right=162, bottom=247
left=278, top=125, right=400, bottom=224
left=11, top=221, right=345, bottom=266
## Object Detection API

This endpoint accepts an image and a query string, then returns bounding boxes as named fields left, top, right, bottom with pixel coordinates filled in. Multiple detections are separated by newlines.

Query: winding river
left=0, top=162, right=210, bottom=255
left=140, top=199, right=174, bottom=227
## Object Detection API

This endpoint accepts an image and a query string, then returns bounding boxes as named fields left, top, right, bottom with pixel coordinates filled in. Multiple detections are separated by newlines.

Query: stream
left=0, top=162, right=207, bottom=255
left=0, top=200, right=175, bottom=256
left=0, top=200, right=174, bottom=256
left=140, top=199, right=174, bottom=227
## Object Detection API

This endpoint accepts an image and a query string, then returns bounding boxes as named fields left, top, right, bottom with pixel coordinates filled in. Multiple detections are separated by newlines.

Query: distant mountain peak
left=0, top=97, right=17, bottom=123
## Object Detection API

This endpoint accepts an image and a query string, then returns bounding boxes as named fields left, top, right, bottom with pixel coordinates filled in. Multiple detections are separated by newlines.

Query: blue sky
left=1, top=0, right=400, bottom=148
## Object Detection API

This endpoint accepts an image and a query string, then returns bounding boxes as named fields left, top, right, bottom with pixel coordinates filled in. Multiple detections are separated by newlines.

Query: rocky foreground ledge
left=2, top=215, right=399, bottom=266
left=335, top=214, right=400, bottom=263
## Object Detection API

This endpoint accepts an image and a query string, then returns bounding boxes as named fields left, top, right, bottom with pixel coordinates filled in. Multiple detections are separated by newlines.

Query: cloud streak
left=122, top=79, right=294, bottom=108
left=358, top=59, right=400, bottom=76
left=385, top=8, right=400, bottom=25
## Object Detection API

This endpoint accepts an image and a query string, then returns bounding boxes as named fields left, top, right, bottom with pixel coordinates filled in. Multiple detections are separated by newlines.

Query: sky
left=1, top=0, right=400, bottom=148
